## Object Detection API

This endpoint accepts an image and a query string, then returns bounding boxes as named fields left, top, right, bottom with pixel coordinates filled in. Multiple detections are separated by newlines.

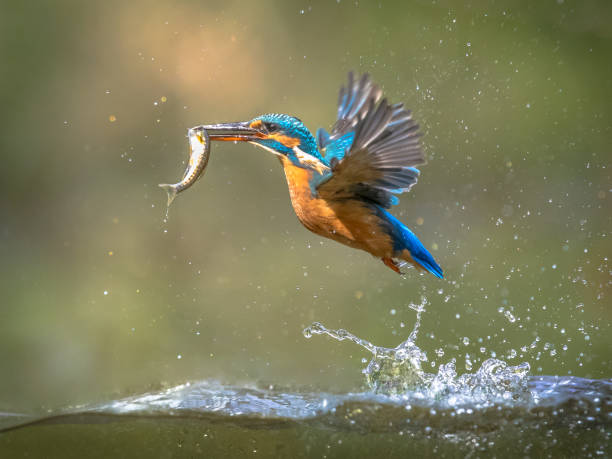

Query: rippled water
left=0, top=377, right=609, bottom=458
left=1, top=305, right=610, bottom=458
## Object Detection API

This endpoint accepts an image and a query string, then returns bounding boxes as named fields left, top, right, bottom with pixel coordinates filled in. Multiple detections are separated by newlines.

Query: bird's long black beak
left=195, top=122, right=262, bottom=142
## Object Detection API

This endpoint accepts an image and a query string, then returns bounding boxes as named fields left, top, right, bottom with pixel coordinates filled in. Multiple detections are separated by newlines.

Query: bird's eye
left=263, top=122, right=277, bottom=133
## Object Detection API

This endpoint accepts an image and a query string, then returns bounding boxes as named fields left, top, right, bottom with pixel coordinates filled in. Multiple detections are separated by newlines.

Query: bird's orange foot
left=382, top=257, right=402, bottom=274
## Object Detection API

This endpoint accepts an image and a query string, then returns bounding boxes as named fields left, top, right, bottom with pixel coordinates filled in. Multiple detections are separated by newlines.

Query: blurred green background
left=0, top=0, right=610, bottom=413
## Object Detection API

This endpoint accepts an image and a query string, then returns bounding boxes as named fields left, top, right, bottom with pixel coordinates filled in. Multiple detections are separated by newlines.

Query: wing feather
left=316, top=73, right=426, bottom=208
left=328, top=72, right=382, bottom=143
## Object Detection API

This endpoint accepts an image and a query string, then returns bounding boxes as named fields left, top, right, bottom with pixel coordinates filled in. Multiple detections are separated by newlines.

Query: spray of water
left=303, top=298, right=531, bottom=404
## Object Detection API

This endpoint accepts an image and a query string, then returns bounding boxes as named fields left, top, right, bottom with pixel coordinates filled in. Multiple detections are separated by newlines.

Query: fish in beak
left=159, top=122, right=267, bottom=207
left=196, top=122, right=264, bottom=142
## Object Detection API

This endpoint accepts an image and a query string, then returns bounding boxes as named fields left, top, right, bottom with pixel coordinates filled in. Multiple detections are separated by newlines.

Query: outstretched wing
left=316, top=72, right=425, bottom=208
left=316, top=72, right=381, bottom=160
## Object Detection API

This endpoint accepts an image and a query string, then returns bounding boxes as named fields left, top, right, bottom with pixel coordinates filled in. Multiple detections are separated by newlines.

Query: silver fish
left=159, top=126, right=211, bottom=206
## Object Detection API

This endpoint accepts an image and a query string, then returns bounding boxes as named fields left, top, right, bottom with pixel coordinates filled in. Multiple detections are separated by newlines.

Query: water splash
left=1, top=298, right=607, bottom=457
left=304, top=298, right=531, bottom=404
left=304, top=300, right=428, bottom=394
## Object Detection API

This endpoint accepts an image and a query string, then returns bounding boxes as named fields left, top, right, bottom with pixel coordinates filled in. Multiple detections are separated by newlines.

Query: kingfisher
left=197, top=72, right=443, bottom=278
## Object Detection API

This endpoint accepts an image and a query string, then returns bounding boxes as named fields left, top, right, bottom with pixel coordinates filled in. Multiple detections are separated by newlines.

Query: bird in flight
left=193, top=72, right=443, bottom=277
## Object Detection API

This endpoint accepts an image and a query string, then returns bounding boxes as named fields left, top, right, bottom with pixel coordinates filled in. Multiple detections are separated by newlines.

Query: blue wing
left=316, top=72, right=425, bottom=208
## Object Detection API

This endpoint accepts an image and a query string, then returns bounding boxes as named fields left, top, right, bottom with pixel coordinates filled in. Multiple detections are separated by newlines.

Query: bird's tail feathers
left=378, top=207, right=444, bottom=279
left=404, top=248, right=444, bottom=279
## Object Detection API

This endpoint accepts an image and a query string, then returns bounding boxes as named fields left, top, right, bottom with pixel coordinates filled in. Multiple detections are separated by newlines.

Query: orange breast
left=280, top=158, right=394, bottom=259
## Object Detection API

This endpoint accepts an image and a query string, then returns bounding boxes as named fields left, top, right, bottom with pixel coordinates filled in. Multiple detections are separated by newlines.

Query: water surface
left=2, top=309, right=609, bottom=458
left=0, top=376, right=609, bottom=458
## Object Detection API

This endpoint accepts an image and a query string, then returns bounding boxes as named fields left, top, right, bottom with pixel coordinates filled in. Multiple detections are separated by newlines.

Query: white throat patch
left=293, top=147, right=330, bottom=175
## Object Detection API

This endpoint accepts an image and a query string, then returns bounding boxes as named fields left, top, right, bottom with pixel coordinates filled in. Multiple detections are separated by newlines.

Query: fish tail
left=158, top=184, right=178, bottom=207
